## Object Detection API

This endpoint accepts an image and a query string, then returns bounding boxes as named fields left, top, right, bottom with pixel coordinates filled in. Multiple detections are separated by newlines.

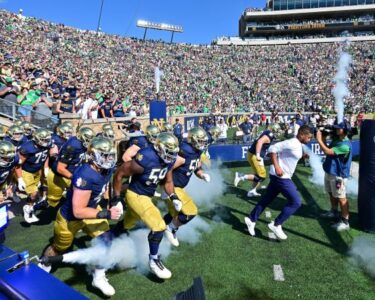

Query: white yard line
left=265, top=211, right=272, bottom=218
left=273, top=264, right=285, bottom=281
left=268, top=232, right=277, bottom=240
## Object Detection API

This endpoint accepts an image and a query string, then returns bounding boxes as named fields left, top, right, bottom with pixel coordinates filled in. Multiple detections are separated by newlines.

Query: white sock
left=150, top=254, right=158, bottom=260
left=240, top=175, right=247, bottom=180
left=93, top=268, right=106, bottom=278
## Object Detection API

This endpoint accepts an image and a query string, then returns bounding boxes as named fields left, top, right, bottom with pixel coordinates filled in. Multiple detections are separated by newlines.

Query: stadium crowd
left=0, top=9, right=374, bottom=123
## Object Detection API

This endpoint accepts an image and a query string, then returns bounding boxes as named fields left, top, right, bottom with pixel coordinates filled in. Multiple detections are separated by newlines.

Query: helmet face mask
left=102, top=128, right=115, bottom=139
left=145, top=125, right=160, bottom=144
left=154, top=132, right=179, bottom=164
left=188, top=127, right=209, bottom=151
left=33, top=129, right=52, bottom=148
left=162, top=123, right=173, bottom=133
left=0, top=141, right=16, bottom=167
left=21, top=122, right=34, bottom=136
left=57, top=124, right=73, bottom=140
left=88, top=137, right=117, bottom=169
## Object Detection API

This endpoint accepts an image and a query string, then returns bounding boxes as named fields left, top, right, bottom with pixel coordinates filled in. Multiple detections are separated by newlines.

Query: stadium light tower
left=96, top=0, right=104, bottom=33
left=136, top=20, right=183, bottom=43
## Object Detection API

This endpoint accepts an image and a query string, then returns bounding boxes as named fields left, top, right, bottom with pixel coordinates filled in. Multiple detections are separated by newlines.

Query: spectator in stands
left=56, top=92, right=75, bottom=114
left=0, top=76, right=19, bottom=116
left=112, top=97, right=126, bottom=118
left=99, top=96, right=113, bottom=118
left=216, top=118, right=228, bottom=143
left=32, top=92, right=56, bottom=127
left=17, top=83, right=40, bottom=122
left=239, top=116, right=253, bottom=143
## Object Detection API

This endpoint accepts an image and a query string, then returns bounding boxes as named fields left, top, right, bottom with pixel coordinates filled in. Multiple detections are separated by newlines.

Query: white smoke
left=303, top=145, right=358, bottom=196
left=349, top=236, right=375, bottom=278
left=60, top=161, right=227, bottom=272
left=332, top=51, right=352, bottom=124
left=154, top=66, right=163, bottom=94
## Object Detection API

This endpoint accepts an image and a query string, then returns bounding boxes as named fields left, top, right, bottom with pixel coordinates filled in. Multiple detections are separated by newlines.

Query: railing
left=0, top=98, right=58, bottom=130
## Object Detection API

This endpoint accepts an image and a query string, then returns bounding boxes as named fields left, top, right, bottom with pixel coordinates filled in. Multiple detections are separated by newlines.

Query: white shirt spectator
left=217, top=122, right=228, bottom=139
left=269, top=137, right=303, bottom=179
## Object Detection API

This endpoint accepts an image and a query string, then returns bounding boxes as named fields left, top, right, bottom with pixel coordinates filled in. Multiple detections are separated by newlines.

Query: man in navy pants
left=244, top=125, right=313, bottom=240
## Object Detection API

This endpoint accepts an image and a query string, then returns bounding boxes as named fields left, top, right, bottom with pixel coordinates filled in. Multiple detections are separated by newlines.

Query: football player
left=15, top=128, right=54, bottom=223
left=40, top=137, right=121, bottom=297
left=163, top=127, right=211, bottom=247
left=4, top=125, right=28, bottom=151
left=234, top=123, right=282, bottom=197
left=101, top=128, right=115, bottom=140
left=21, top=121, right=34, bottom=141
left=121, top=124, right=159, bottom=162
left=51, top=123, right=74, bottom=152
left=113, top=132, right=179, bottom=279
left=47, top=127, right=94, bottom=208
left=161, top=122, right=173, bottom=133
left=0, top=141, right=19, bottom=203
left=0, top=125, right=7, bottom=141
left=200, top=125, right=220, bottom=168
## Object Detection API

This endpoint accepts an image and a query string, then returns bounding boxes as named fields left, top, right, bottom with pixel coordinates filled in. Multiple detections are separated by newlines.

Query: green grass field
left=5, top=162, right=375, bottom=300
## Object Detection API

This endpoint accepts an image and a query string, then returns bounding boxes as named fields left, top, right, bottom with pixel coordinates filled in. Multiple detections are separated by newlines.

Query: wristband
left=110, top=195, right=122, bottom=206
left=168, top=193, right=179, bottom=201
left=96, top=210, right=111, bottom=219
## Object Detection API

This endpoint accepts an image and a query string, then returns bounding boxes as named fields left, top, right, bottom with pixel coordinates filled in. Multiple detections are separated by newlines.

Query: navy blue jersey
left=51, top=133, right=66, bottom=152
left=60, top=163, right=114, bottom=221
left=112, top=100, right=125, bottom=117
left=129, top=147, right=175, bottom=197
left=248, top=130, right=275, bottom=157
left=60, top=99, right=74, bottom=113
left=52, top=136, right=86, bottom=175
left=19, top=140, right=51, bottom=173
left=240, top=122, right=252, bottom=135
left=100, top=101, right=112, bottom=118
left=128, top=136, right=150, bottom=149
left=25, top=134, right=33, bottom=141
left=173, top=142, right=202, bottom=188
left=4, top=136, right=28, bottom=151
left=0, top=154, right=19, bottom=185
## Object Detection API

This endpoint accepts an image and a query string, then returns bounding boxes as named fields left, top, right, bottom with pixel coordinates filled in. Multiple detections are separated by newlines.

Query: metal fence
left=0, top=98, right=58, bottom=130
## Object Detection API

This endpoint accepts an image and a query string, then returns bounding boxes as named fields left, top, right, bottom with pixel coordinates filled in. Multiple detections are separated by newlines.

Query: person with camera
left=0, top=77, right=19, bottom=116
left=316, top=120, right=352, bottom=231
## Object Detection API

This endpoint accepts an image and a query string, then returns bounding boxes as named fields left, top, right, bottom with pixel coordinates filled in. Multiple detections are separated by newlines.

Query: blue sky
left=0, top=0, right=265, bottom=44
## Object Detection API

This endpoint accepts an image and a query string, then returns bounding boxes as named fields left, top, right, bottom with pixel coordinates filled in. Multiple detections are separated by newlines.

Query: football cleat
left=247, top=190, right=261, bottom=197
left=33, top=128, right=52, bottom=148
left=244, top=217, right=256, bottom=236
left=87, top=137, right=117, bottom=169
left=268, top=221, right=287, bottom=240
left=320, top=210, right=339, bottom=219
left=0, top=141, right=16, bottom=167
left=145, top=125, right=160, bottom=144
left=234, top=172, right=241, bottom=187
left=165, top=226, right=179, bottom=247
left=37, top=262, right=52, bottom=273
left=154, top=133, right=179, bottom=164
left=187, top=127, right=209, bottom=151
left=149, top=255, right=172, bottom=279
left=331, top=220, right=350, bottom=231
left=23, top=205, right=39, bottom=224
left=92, top=270, right=115, bottom=297
left=77, top=127, right=95, bottom=148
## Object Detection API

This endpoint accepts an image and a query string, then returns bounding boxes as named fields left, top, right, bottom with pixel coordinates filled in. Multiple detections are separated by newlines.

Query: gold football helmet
left=270, top=123, right=283, bottom=140
left=188, top=127, right=209, bottom=151
left=154, top=132, right=179, bottom=163
left=145, top=125, right=160, bottom=144
left=7, top=125, right=24, bottom=141
left=61, top=121, right=74, bottom=131
left=77, top=127, right=95, bottom=148
left=56, top=123, right=73, bottom=140
left=102, top=128, right=115, bottom=140
left=0, top=141, right=16, bottom=167
left=13, top=120, right=23, bottom=127
left=162, top=122, right=173, bottom=133
left=33, top=128, right=52, bottom=147
left=102, top=123, right=113, bottom=131
left=87, top=137, right=117, bottom=169
left=21, top=121, right=34, bottom=136
left=0, top=125, right=7, bottom=139
left=209, top=126, right=222, bottom=142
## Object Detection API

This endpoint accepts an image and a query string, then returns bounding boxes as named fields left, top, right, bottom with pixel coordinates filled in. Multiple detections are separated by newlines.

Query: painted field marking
left=265, top=211, right=272, bottom=218
left=273, top=264, right=285, bottom=281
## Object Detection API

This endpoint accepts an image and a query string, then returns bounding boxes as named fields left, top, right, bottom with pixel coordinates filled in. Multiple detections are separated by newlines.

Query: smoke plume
left=349, top=236, right=375, bottom=278
left=332, top=51, right=351, bottom=124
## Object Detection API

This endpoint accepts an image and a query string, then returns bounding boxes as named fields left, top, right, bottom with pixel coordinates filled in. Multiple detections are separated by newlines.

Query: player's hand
left=18, top=178, right=26, bottom=191
left=169, top=193, right=182, bottom=212
left=44, top=168, right=49, bottom=178
left=275, top=166, right=284, bottom=177
left=256, top=153, right=261, bottom=161
left=109, top=206, right=122, bottom=220
left=201, top=173, right=211, bottom=183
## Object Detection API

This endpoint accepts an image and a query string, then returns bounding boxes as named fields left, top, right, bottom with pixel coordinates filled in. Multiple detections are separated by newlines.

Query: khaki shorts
left=324, top=173, right=347, bottom=198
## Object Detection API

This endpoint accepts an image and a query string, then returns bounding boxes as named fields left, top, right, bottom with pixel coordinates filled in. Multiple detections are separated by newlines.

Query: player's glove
left=256, top=153, right=262, bottom=161
left=201, top=173, right=211, bottom=183
left=110, top=195, right=124, bottom=216
left=44, top=168, right=49, bottom=178
left=18, top=178, right=26, bottom=192
left=169, top=193, right=182, bottom=212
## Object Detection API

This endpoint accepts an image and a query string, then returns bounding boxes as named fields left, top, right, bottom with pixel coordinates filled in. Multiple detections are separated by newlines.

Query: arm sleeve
left=72, top=173, right=92, bottom=191
left=332, top=144, right=350, bottom=156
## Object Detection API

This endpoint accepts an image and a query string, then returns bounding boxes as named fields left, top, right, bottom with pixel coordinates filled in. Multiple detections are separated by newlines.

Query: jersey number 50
left=149, top=168, right=168, bottom=184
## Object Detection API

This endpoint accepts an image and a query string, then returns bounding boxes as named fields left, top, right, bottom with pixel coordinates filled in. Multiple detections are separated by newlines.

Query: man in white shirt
left=216, top=118, right=228, bottom=143
left=244, top=125, right=313, bottom=240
